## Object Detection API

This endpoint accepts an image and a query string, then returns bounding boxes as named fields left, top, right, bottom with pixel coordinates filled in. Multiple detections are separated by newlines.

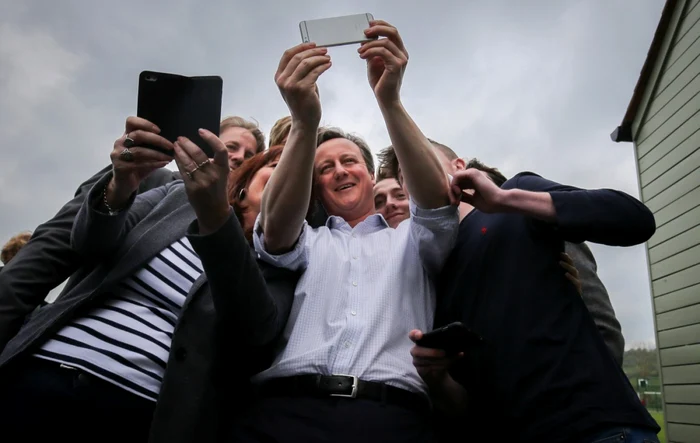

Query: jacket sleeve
left=70, top=171, right=175, bottom=258
left=507, top=172, right=656, bottom=246
left=187, top=212, right=297, bottom=347
left=565, top=242, right=624, bottom=365
left=0, top=166, right=177, bottom=352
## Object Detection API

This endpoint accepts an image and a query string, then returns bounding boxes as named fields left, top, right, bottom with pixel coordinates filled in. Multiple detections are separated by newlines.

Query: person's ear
left=453, top=158, right=466, bottom=171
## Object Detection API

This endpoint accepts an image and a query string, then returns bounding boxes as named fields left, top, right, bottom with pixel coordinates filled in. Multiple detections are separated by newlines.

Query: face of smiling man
left=314, top=137, right=376, bottom=226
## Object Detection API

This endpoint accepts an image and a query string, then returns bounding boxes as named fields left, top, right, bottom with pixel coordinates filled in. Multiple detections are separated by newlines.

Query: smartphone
left=416, top=322, right=483, bottom=355
left=137, top=70, right=223, bottom=157
left=299, top=13, right=376, bottom=47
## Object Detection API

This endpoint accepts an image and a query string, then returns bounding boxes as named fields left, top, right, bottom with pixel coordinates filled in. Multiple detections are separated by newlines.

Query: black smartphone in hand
left=416, top=322, right=482, bottom=355
left=137, top=71, right=223, bottom=157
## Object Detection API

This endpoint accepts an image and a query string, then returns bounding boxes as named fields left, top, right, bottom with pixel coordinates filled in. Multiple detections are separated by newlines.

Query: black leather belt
left=257, top=374, right=430, bottom=412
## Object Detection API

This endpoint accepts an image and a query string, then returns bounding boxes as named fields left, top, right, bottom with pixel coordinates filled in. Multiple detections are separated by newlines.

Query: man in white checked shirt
left=234, top=21, right=459, bottom=443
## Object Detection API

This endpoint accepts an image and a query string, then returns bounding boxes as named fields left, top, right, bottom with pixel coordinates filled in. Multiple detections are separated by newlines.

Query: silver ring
left=196, top=159, right=210, bottom=169
left=120, top=148, right=135, bottom=162
left=123, top=134, right=135, bottom=148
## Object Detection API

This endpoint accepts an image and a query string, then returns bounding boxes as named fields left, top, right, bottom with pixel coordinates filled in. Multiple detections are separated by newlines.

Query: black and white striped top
left=34, top=237, right=203, bottom=402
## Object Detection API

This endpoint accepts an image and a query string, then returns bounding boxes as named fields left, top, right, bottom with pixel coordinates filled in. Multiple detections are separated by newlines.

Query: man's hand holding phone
left=410, top=329, right=470, bottom=414
left=275, top=43, right=331, bottom=128
left=359, top=20, right=408, bottom=107
left=409, top=329, right=463, bottom=388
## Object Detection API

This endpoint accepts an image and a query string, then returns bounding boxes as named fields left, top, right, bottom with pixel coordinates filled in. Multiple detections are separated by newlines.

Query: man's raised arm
left=360, top=20, right=451, bottom=209
left=259, top=43, right=332, bottom=254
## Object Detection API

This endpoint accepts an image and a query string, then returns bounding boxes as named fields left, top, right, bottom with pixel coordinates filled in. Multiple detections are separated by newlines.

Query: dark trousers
left=232, top=395, right=434, bottom=443
left=0, top=357, right=156, bottom=443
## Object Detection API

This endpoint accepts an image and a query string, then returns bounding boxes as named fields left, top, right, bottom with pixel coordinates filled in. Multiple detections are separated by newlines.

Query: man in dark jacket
left=409, top=166, right=660, bottom=442
left=377, top=146, right=626, bottom=365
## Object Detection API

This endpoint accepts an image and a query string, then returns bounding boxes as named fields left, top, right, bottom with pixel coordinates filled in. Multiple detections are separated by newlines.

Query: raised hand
left=173, top=129, right=231, bottom=235
left=107, top=116, right=173, bottom=208
left=275, top=43, right=331, bottom=127
left=358, top=20, right=408, bottom=106
left=450, top=168, right=508, bottom=213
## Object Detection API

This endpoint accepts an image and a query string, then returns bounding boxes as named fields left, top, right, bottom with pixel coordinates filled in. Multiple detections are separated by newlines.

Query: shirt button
left=351, top=310, right=356, bottom=316
left=352, top=256, right=358, bottom=260
left=344, top=341, right=351, bottom=348
left=352, top=282, right=357, bottom=287
left=351, top=233, right=356, bottom=238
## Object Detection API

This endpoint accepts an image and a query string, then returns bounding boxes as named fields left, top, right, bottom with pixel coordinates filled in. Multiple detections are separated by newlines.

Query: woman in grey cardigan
left=0, top=118, right=297, bottom=443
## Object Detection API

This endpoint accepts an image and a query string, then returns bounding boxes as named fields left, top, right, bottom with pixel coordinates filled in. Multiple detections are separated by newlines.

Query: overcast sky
left=0, top=0, right=665, bottom=347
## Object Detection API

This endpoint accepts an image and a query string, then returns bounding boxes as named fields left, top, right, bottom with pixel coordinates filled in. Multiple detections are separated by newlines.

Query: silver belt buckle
left=329, top=374, right=358, bottom=398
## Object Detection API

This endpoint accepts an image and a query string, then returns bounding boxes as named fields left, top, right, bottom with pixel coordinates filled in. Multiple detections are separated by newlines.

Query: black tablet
left=137, top=70, right=223, bottom=157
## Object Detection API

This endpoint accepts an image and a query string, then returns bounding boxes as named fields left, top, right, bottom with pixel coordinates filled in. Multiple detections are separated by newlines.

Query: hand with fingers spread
left=560, top=252, right=583, bottom=296
left=275, top=42, right=332, bottom=128
left=107, top=116, right=174, bottom=210
left=173, top=129, right=231, bottom=235
left=359, top=20, right=409, bottom=106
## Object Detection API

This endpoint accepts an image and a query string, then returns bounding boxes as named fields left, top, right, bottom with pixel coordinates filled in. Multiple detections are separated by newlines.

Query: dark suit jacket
left=0, top=171, right=298, bottom=443
left=0, top=166, right=179, bottom=351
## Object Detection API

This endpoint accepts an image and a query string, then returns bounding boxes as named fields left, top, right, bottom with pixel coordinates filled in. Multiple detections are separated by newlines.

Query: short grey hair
left=316, top=126, right=375, bottom=175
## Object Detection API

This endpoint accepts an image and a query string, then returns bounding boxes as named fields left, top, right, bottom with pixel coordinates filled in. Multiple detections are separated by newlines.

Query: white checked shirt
left=252, top=201, right=459, bottom=395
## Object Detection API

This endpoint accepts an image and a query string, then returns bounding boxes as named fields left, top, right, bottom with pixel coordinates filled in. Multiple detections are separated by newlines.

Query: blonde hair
left=1, top=231, right=32, bottom=264
left=269, top=116, right=292, bottom=148
left=220, top=116, right=266, bottom=153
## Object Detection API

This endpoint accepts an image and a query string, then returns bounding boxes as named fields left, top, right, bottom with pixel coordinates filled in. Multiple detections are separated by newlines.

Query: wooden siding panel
left=657, top=302, right=700, bottom=329
left=666, top=404, right=700, bottom=425
left=662, top=0, right=700, bottom=76
left=653, top=20, right=700, bottom=118
left=668, top=423, right=700, bottom=442
left=643, top=63, right=700, bottom=138
left=631, top=0, right=689, bottom=137
left=642, top=148, right=700, bottom=200
left=639, top=127, right=700, bottom=174
left=652, top=186, right=700, bottom=227
left=665, top=384, right=700, bottom=403
left=660, top=343, right=700, bottom=366
left=651, top=243, right=700, bottom=279
left=664, top=364, right=700, bottom=384
left=643, top=162, right=700, bottom=206
left=655, top=284, right=700, bottom=314
left=637, top=92, right=700, bottom=157
left=659, top=323, right=700, bottom=348
left=649, top=224, right=700, bottom=263
left=649, top=204, right=700, bottom=247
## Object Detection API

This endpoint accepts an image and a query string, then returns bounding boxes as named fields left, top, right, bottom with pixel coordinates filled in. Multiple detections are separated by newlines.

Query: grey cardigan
left=564, top=242, right=624, bottom=364
left=0, top=172, right=298, bottom=443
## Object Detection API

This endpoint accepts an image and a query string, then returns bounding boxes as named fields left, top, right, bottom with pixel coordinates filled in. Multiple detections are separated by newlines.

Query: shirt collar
left=325, top=213, right=389, bottom=232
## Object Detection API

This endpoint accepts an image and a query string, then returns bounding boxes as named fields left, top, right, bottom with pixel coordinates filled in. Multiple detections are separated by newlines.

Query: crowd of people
left=0, top=20, right=660, bottom=443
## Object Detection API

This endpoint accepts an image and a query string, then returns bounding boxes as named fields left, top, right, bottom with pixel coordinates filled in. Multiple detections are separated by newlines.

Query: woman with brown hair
left=229, top=144, right=317, bottom=242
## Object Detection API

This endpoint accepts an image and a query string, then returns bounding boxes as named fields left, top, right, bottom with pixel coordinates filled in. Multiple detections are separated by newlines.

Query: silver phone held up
left=299, top=13, right=376, bottom=48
